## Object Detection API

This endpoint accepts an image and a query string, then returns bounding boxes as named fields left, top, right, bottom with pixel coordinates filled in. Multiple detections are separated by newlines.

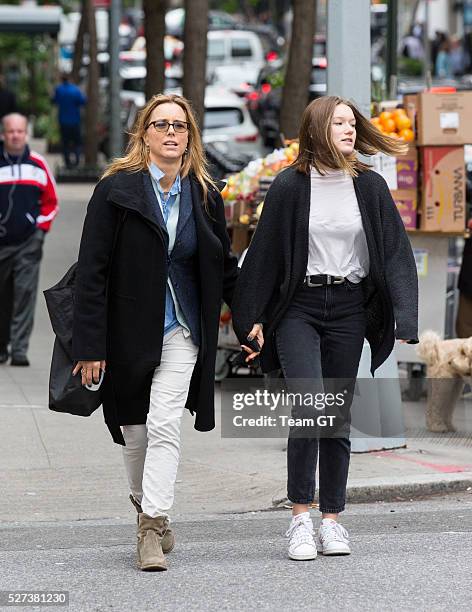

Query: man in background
left=0, top=113, right=58, bottom=366
left=52, top=73, right=86, bottom=169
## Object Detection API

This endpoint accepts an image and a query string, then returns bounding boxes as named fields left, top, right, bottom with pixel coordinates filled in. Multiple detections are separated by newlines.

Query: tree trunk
left=143, top=0, right=167, bottom=100
left=84, top=0, right=99, bottom=166
left=279, top=0, right=316, bottom=140
left=71, top=1, right=87, bottom=84
left=182, top=0, right=209, bottom=128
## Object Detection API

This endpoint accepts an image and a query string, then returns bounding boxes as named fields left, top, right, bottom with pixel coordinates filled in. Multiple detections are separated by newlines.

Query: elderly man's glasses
left=147, top=120, right=189, bottom=133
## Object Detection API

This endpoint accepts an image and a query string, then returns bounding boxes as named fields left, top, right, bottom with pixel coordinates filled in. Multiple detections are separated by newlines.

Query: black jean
left=60, top=124, right=82, bottom=168
left=275, top=280, right=366, bottom=513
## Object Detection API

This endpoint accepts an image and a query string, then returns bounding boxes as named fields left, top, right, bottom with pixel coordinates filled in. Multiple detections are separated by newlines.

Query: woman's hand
left=241, top=323, right=264, bottom=363
left=72, top=360, right=106, bottom=386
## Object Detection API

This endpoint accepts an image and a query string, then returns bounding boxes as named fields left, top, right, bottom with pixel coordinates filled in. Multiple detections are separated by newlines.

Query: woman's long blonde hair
left=294, top=95, right=408, bottom=177
left=102, top=93, right=216, bottom=203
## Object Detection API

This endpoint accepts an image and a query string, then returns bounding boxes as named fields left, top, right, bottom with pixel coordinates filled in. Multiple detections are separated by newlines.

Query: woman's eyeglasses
left=147, top=120, right=189, bottom=133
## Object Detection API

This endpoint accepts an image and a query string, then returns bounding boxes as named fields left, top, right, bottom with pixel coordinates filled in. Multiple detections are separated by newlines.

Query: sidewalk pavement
left=1, top=140, right=471, bottom=524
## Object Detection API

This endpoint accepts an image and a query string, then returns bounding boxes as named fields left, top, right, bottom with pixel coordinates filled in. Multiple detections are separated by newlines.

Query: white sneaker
left=316, top=519, right=351, bottom=555
left=285, top=512, right=317, bottom=561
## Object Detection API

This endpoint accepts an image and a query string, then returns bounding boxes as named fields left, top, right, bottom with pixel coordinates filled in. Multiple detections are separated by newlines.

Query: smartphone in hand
left=244, top=337, right=261, bottom=353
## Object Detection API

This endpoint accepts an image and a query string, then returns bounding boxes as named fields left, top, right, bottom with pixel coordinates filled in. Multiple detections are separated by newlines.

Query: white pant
left=121, top=327, right=198, bottom=518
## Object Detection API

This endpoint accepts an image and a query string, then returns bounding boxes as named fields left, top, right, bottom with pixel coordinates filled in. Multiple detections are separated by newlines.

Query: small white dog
left=416, top=331, right=472, bottom=432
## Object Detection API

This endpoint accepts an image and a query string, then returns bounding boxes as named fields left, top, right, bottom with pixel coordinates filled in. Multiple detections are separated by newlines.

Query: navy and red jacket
left=0, top=142, right=58, bottom=246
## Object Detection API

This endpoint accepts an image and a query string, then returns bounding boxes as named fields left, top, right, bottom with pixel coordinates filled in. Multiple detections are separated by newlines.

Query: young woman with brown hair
left=232, top=96, right=418, bottom=561
left=72, top=94, right=238, bottom=571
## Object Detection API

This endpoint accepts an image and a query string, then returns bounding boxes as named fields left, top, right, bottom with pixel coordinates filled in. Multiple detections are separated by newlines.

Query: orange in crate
left=379, top=111, right=393, bottom=123
left=399, top=128, right=414, bottom=142
left=395, top=114, right=412, bottom=131
left=392, top=108, right=407, bottom=119
left=381, top=117, right=396, bottom=133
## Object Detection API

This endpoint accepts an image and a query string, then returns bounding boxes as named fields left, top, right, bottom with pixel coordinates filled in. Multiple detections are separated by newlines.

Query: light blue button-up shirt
left=149, top=162, right=190, bottom=337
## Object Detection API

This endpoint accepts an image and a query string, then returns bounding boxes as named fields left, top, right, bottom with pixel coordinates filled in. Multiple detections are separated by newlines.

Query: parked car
left=311, top=34, right=327, bottom=96
left=206, top=30, right=266, bottom=77
left=234, top=23, right=285, bottom=63
left=248, top=38, right=327, bottom=147
left=126, top=35, right=184, bottom=65
left=202, top=86, right=263, bottom=158
left=165, top=8, right=240, bottom=38
left=209, top=64, right=259, bottom=98
left=119, top=65, right=183, bottom=131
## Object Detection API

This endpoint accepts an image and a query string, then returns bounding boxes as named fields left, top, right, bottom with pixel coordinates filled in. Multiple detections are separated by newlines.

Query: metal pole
left=327, top=0, right=371, bottom=117
left=386, top=0, right=398, bottom=99
left=109, top=0, right=122, bottom=158
left=327, top=0, right=406, bottom=453
left=423, top=0, right=432, bottom=88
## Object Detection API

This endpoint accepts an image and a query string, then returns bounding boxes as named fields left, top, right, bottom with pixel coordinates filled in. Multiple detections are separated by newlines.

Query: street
left=1, top=493, right=471, bottom=611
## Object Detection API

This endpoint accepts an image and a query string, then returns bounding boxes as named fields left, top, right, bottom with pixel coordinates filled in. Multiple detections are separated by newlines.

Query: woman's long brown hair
left=294, top=95, right=408, bottom=176
left=102, top=93, right=216, bottom=203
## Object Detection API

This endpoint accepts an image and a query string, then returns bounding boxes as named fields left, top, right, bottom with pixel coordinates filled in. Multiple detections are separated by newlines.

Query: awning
left=0, top=5, right=62, bottom=35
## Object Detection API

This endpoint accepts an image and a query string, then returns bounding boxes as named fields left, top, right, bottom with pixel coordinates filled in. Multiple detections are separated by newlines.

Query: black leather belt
left=303, top=274, right=346, bottom=287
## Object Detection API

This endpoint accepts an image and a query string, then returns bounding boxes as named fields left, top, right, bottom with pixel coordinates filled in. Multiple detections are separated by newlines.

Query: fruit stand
left=221, top=141, right=299, bottom=256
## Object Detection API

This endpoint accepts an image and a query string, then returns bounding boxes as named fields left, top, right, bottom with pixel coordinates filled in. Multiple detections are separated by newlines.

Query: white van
left=206, top=30, right=265, bottom=76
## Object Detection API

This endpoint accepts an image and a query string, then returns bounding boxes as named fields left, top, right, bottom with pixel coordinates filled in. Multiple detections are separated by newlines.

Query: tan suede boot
left=137, top=513, right=169, bottom=571
left=130, top=495, right=175, bottom=554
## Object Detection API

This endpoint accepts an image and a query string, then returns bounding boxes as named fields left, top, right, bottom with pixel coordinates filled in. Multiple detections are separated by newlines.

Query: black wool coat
left=72, top=170, right=239, bottom=445
left=231, top=166, right=419, bottom=375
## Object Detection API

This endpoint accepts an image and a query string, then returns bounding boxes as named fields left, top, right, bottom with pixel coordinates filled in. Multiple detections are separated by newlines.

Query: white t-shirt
left=306, top=167, right=370, bottom=282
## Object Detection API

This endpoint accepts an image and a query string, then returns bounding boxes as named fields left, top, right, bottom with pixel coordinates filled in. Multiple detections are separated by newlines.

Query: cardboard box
left=402, top=94, right=418, bottom=133
left=372, top=145, right=418, bottom=191
left=416, top=92, right=472, bottom=145
left=420, top=146, right=466, bottom=232
left=396, top=144, right=418, bottom=190
left=391, top=189, right=417, bottom=230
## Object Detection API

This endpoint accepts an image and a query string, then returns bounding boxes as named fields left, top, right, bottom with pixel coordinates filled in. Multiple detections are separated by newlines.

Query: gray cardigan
left=231, top=166, right=419, bottom=375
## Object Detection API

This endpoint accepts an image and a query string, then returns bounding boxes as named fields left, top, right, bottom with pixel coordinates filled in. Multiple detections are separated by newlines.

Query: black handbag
left=44, top=263, right=102, bottom=416
left=44, top=211, right=126, bottom=417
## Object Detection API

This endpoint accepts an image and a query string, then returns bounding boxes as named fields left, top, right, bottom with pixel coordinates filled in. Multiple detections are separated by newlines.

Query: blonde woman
left=232, top=96, right=418, bottom=561
left=72, top=94, right=238, bottom=571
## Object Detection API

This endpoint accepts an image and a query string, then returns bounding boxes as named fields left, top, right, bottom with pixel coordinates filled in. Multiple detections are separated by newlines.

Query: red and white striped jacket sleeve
left=31, top=152, right=59, bottom=232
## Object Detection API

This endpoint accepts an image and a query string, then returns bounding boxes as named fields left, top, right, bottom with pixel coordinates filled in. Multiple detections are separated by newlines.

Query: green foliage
left=209, top=0, right=239, bottom=12
left=209, top=0, right=268, bottom=13
left=398, top=57, right=423, bottom=77
left=34, top=112, right=60, bottom=144
left=267, top=69, right=284, bottom=89
left=0, top=33, right=37, bottom=65
left=0, top=31, right=57, bottom=144
left=371, top=78, right=386, bottom=103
